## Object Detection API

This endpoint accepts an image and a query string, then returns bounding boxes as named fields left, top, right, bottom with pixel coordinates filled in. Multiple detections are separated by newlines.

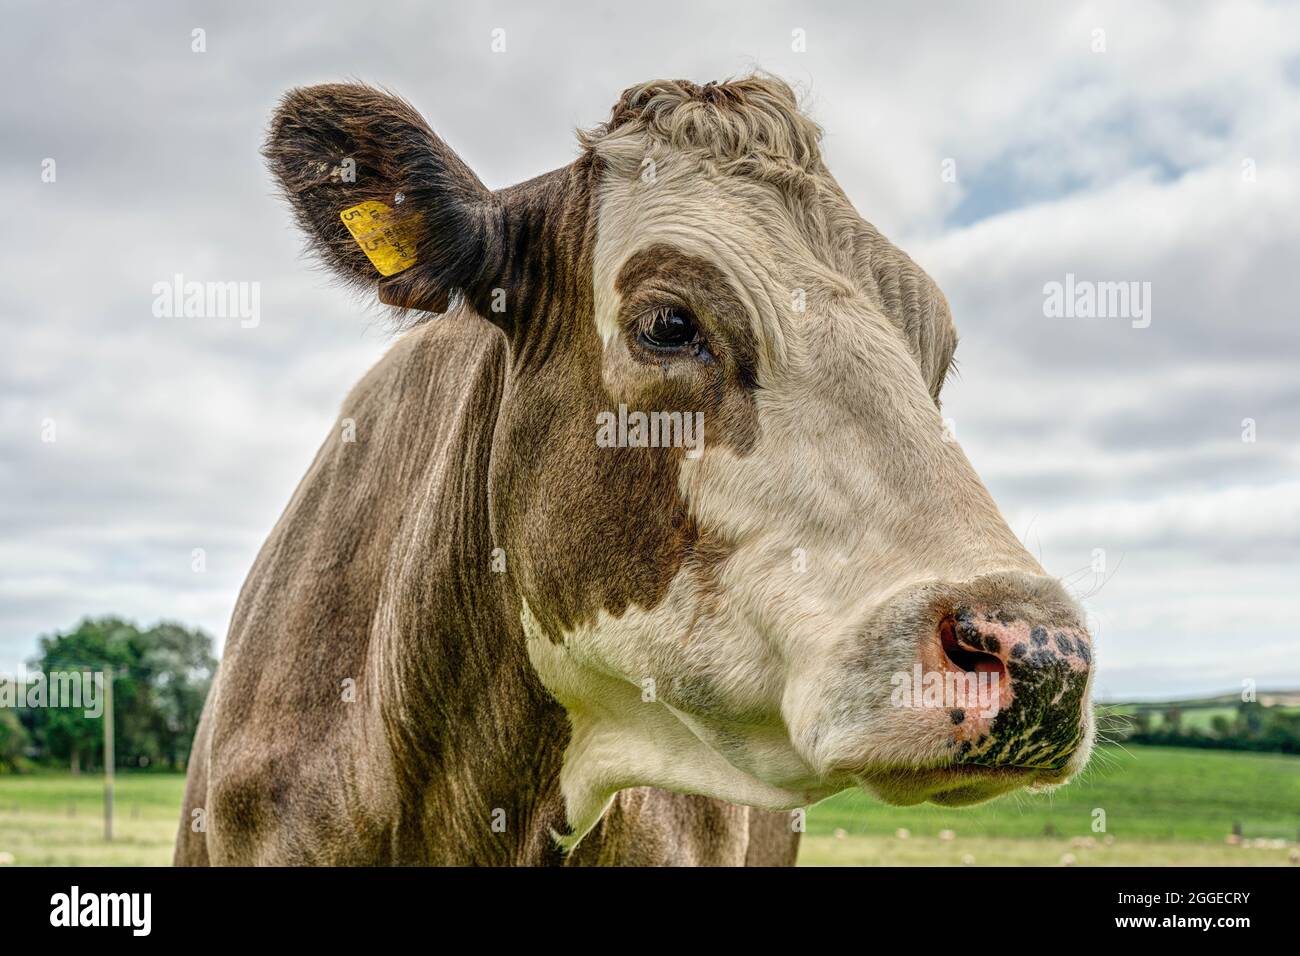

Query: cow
left=174, top=74, right=1095, bottom=866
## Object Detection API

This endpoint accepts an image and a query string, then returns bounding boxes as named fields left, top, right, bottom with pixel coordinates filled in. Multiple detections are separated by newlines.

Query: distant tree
left=1123, top=699, right=1300, bottom=754
left=1162, top=707, right=1182, bottom=732
left=24, top=616, right=217, bottom=771
left=130, top=621, right=217, bottom=768
left=27, top=617, right=136, bottom=772
left=0, top=709, right=29, bottom=772
left=1240, top=702, right=1265, bottom=735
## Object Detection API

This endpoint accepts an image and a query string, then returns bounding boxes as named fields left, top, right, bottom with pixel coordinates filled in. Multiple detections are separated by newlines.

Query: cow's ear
left=264, top=83, right=505, bottom=318
left=851, top=222, right=957, bottom=402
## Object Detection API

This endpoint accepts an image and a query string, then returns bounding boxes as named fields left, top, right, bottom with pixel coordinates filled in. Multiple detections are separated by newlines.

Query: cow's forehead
left=590, top=165, right=810, bottom=361
left=574, top=78, right=957, bottom=401
left=580, top=76, right=840, bottom=347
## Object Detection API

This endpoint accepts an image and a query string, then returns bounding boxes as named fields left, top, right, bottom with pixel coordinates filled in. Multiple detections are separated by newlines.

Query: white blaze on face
left=534, top=149, right=1048, bottom=848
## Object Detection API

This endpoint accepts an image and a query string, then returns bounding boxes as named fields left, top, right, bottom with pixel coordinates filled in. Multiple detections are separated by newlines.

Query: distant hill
left=1101, top=689, right=1300, bottom=709
left=1097, top=691, right=1300, bottom=754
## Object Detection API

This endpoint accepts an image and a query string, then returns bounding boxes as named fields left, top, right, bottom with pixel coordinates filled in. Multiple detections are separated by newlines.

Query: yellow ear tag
left=339, top=200, right=420, bottom=277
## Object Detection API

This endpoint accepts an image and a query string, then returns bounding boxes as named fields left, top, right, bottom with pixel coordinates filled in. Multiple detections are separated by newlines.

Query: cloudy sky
left=2, top=1, right=1297, bottom=699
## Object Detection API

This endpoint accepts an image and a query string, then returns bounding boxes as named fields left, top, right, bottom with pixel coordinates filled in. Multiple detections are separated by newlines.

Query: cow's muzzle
left=923, top=598, right=1093, bottom=773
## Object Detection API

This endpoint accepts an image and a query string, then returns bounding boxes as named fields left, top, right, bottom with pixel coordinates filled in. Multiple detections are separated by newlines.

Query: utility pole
left=103, top=669, right=114, bottom=842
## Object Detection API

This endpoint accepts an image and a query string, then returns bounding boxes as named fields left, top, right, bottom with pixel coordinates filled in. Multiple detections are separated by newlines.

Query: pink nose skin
left=919, top=606, right=1092, bottom=771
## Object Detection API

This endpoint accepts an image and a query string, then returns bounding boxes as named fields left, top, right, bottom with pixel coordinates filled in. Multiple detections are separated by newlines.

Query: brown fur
left=613, top=243, right=761, bottom=453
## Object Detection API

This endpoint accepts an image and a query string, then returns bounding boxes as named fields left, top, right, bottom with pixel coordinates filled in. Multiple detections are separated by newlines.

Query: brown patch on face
left=489, top=180, right=774, bottom=645
left=493, top=393, right=701, bottom=644
left=611, top=243, right=760, bottom=456
left=485, top=162, right=698, bottom=643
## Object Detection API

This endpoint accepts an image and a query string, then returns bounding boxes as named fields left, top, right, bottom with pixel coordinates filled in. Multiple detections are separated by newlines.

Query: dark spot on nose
left=950, top=708, right=965, bottom=724
left=1055, top=633, right=1075, bottom=656
left=996, top=610, right=1015, bottom=626
left=959, top=646, right=1090, bottom=772
left=956, top=618, right=986, bottom=649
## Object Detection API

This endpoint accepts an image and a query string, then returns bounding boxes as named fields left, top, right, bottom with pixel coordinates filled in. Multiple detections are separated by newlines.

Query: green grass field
left=0, top=772, right=184, bottom=866
left=0, top=745, right=1295, bottom=865
left=801, top=745, right=1299, bottom=866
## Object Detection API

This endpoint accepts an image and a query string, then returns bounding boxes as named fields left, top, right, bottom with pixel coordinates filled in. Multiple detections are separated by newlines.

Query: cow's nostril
left=939, top=618, right=1007, bottom=681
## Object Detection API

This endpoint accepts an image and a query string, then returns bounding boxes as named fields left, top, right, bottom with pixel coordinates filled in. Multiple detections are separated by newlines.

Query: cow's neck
left=353, top=326, right=571, bottom=865
left=357, top=164, right=601, bottom=864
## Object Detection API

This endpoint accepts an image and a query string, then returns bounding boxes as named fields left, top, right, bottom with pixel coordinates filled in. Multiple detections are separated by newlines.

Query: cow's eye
left=639, top=307, right=699, bottom=351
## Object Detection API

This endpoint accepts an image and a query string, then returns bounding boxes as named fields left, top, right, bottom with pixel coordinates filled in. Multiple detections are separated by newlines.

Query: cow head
left=267, top=76, right=1095, bottom=845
